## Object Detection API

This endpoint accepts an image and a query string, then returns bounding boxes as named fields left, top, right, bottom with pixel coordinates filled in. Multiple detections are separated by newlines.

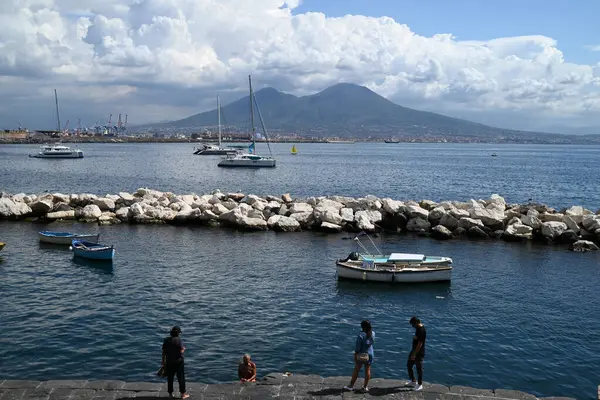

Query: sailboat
left=29, top=90, right=84, bottom=159
left=291, top=144, right=297, bottom=155
left=218, top=76, right=276, bottom=168
left=193, top=96, right=239, bottom=155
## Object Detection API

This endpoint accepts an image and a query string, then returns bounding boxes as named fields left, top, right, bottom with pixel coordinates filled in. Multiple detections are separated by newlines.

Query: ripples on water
left=1, top=143, right=599, bottom=209
left=1, top=222, right=600, bottom=399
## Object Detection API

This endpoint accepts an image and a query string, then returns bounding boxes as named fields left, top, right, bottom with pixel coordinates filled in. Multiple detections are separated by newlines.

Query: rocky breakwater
left=1, top=189, right=600, bottom=251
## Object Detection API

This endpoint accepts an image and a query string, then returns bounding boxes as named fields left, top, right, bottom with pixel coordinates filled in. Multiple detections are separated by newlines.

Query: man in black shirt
left=162, top=326, right=190, bottom=399
left=406, top=316, right=426, bottom=391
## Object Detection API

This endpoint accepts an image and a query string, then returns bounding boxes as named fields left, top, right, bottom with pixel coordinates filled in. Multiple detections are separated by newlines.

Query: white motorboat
left=30, top=144, right=84, bottom=158
left=335, top=233, right=453, bottom=283
left=193, top=96, right=240, bottom=156
left=217, top=75, right=276, bottom=168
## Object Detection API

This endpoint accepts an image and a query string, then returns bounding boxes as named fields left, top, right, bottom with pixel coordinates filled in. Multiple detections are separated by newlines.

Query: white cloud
left=585, top=45, right=600, bottom=52
left=1, top=0, right=600, bottom=132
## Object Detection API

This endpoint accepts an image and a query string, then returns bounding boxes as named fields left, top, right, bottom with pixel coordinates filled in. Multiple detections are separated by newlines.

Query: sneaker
left=405, top=381, right=416, bottom=387
left=361, top=387, right=369, bottom=392
left=414, top=384, right=423, bottom=391
left=343, top=386, right=354, bottom=391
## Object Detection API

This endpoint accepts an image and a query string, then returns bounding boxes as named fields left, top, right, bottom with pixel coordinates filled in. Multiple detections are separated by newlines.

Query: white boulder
left=520, top=214, right=541, bottom=230
left=504, top=222, right=533, bottom=240
left=340, top=208, right=354, bottom=223
left=267, top=215, right=301, bottom=232
left=93, top=198, right=116, bottom=211
left=540, top=221, right=568, bottom=241
left=382, top=198, right=404, bottom=214
left=406, top=217, right=431, bottom=232
left=289, top=202, right=313, bottom=214
left=81, top=204, right=102, bottom=220
left=458, top=217, right=484, bottom=230
left=582, top=215, right=600, bottom=232
left=405, top=205, right=429, bottom=220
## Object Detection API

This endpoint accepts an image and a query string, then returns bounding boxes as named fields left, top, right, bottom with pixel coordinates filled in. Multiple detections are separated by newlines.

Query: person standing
left=406, top=316, right=426, bottom=391
left=344, top=320, right=375, bottom=393
left=238, top=354, right=257, bottom=382
left=162, top=326, right=190, bottom=399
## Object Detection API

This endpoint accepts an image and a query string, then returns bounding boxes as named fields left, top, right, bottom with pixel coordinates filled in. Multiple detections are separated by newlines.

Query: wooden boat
left=38, top=231, right=100, bottom=245
left=291, top=144, right=297, bottom=155
left=336, top=254, right=452, bottom=283
left=336, top=233, right=453, bottom=283
left=71, top=240, right=115, bottom=260
left=0, top=242, right=5, bottom=252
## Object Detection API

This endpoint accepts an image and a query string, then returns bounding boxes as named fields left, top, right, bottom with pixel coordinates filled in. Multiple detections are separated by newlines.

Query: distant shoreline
left=1, top=136, right=600, bottom=145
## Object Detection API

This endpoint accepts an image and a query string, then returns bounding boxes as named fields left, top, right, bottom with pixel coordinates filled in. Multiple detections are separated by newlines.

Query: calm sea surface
left=0, top=142, right=599, bottom=209
left=1, top=143, right=600, bottom=399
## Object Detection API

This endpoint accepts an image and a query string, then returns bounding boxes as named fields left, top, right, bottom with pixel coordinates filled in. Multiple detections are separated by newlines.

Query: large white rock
left=450, top=208, right=470, bottom=219
left=29, top=199, right=53, bottom=214
left=314, top=208, right=343, bottom=225
left=227, top=192, right=245, bottom=202
left=247, top=209, right=265, bottom=220
left=118, top=192, right=136, bottom=205
left=281, top=193, right=293, bottom=203
left=78, top=193, right=99, bottom=206
left=439, top=213, right=459, bottom=230
left=487, top=194, right=507, bottom=209
left=130, top=202, right=145, bottom=217
left=94, top=198, right=116, bottom=211
left=355, top=212, right=375, bottom=231
left=340, top=207, right=354, bottom=223
left=267, top=215, right=301, bottom=232
left=354, top=210, right=382, bottom=224
left=45, top=210, right=76, bottom=220
left=458, top=217, right=484, bottom=230
left=428, top=206, right=446, bottom=224
left=81, top=204, right=102, bottom=220
left=238, top=216, right=268, bottom=230
left=405, top=205, right=429, bottom=220
left=219, top=207, right=245, bottom=224
left=211, top=203, right=229, bottom=215
left=289, top=202, right=313, bottom=214
left=561, top=215, right=580, bottom=234
left=540, top=221, right=568, bottom=240
left=406, top=217, right=431, bottom=232
left=116, top=206, right=131, bottom=221
left=289, top=211, right=313, bottom=225
left=504, top=222, right=533, bottom=240
left=316, top=199, right=344, bottom=210
left=540, top=212, right=564, bottom=223
left=12, top=193, right=26, bottom=203
left=520, top=214, right=541, bottom=230
left=571, top=240, right=600, bottom=252
left=147, top=206, right=177, bottom=221
left=320, top=222, right=343, bottom=232
left=52, top=193, right=71, bottom=204
left=382, top=198, right=404, bottom=214
left=197, top=210, right=218, bottom=221
left=469, top=201, right=504, bottom=228
left=526, top=209, right=540, bottom=218
left=581, top=215, right=600, bottom=232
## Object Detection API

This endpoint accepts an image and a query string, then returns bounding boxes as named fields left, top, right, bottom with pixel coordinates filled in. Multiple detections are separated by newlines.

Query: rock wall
left=1, top=189, right=599, bottom=251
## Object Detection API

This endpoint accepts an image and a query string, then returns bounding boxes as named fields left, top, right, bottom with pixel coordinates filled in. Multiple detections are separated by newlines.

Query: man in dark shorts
left=406, top=316, right=426, bottom=391
left=162, top=326, right=190, bottom=399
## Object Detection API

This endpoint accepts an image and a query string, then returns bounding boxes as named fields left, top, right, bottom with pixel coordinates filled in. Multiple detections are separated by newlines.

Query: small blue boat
left=71, top=240, right=115, bottom=260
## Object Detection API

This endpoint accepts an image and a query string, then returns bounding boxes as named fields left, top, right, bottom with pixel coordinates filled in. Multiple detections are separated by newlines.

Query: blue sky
left=294, top=0, right=600, bottom=64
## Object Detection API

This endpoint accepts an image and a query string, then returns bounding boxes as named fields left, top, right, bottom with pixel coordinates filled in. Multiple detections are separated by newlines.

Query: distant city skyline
left=0, top=0, right=599, bottom=134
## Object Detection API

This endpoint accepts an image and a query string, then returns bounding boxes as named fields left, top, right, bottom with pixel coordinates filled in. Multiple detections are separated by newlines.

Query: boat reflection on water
left=71, top=256, right=114, bottom=275
left=335, top=278, right=452, bottom=297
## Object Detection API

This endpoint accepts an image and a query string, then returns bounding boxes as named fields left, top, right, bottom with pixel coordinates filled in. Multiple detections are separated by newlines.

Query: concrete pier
left=0, top=374, right=577, bottom=400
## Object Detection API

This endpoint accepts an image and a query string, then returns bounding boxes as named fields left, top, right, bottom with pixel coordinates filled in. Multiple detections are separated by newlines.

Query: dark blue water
left=1, top=222, right=600, bottom=399
left=1, top=143, right=599, bottom=209
left=1, top=143, right=600, bottom=399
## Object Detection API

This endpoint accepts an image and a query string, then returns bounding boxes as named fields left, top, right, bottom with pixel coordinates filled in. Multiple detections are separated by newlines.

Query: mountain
left=148, top=83, right=600, bottom=143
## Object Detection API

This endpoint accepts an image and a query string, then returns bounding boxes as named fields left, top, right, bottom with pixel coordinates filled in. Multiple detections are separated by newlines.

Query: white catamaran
left=218, top=75, right=276, bottom=168
left=193, top=95, right=239, bottom=156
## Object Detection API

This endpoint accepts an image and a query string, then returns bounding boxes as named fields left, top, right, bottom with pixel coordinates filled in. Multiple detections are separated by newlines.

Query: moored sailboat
left=218, top=76, right=276, bottom=168
left=193, top=96, right=239, bottom=156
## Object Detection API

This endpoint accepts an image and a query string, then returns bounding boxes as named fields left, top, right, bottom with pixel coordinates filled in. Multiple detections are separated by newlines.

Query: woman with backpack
left=344, top=320, right=375, bottom=393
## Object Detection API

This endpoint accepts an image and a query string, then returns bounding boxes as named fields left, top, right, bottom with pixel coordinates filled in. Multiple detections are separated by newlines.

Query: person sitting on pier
left=238, top=354, right=257, bottom=382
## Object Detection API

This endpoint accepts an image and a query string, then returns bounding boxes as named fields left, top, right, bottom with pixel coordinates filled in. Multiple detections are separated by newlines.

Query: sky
left=1, top=0, right=600, bottom=134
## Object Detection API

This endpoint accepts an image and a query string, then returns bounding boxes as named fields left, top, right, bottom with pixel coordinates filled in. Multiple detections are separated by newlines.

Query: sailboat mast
left=217, top=95, right=222, bottom=147
left=54, top=89, right=61, bottom=134
left=249, top=75, right=256, bottom=154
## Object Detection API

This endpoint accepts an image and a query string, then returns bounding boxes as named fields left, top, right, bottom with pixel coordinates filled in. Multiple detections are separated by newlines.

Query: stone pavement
left=0, top=374, right=578, bottom=400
